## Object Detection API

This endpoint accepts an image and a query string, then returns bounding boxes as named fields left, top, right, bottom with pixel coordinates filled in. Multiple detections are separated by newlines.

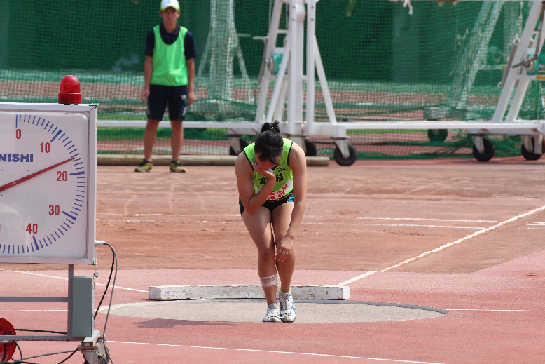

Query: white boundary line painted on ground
left=106, top=340, right=449, bottom=364
left=362, top=223, right=484, bottom=230
left=446, top=309, right=540, bottom=312
left=339, top=204, right=545, bottom=286
left=0, top=310, right=67, bottom=312
left=339, top=271, right=378, bottom=286
left=357, top=217, right=497, bottom=223
left=1, top=270, right=149, bottom=293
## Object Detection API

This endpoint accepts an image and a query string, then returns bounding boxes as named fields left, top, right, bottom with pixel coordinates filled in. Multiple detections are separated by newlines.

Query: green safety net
left=1, top=0, right=543, bottom=159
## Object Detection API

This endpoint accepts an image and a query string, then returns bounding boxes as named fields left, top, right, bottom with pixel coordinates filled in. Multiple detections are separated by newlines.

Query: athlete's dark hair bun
left=255, top=121, right=283, bottom=165
left=261, top=121, right=281, bottom=134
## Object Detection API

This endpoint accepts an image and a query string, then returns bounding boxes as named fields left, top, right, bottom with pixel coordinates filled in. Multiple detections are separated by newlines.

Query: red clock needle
left=0, top=157, right=75, bottom=193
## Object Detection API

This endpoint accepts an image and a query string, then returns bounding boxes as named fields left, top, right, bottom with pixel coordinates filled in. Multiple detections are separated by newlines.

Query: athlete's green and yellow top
left=243, top=138, right=294, bottom=201
left=151, top=25, right=188, bottom=86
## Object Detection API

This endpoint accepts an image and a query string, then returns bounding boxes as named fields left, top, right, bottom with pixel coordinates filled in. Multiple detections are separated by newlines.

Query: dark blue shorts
left=147, top=84, right=188, bottom=121
left=239, top=193, right=294, bottom=215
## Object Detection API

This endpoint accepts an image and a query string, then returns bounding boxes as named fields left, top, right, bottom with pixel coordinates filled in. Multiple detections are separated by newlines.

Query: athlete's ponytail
left=255, top=121, right=283, bottom=165
left=260, top=121, right=281, bottom=134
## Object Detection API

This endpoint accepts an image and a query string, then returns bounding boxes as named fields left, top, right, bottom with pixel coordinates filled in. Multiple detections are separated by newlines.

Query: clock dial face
left=0, top=112, right=90, bottom=260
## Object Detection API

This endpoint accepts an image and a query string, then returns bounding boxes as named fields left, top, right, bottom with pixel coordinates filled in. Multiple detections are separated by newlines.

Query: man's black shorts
left=147, top=84, right=188, bottom=121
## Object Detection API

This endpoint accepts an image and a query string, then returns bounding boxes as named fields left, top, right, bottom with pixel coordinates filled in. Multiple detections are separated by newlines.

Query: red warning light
left=58, top=75, right=82, bottom=104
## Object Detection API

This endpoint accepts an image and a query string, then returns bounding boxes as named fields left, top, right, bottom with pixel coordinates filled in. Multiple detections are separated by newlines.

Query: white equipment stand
left=98, top=0, right=545, bottom=165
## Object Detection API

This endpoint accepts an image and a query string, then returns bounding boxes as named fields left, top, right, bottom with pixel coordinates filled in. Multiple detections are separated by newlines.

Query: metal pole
left=67, top=264, right=74, bottom=338
left=287, top=0, right=305, bottom=136
left=256, top=0, right=284, bottom=122
left=306, top=0, right=317, bottom=135
left=266, top=38, right=291, bottom=123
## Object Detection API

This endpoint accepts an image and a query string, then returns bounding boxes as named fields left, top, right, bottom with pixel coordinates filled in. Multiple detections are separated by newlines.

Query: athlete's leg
left=143, top=119, right=160, bottom=162
left=168, top=86, right=187, bottom=161
left=144, top=85, right=167, bottom=162
left=242, top=207, right=277, bottom=305
left=170, top=120, right=183, bottom=161
left=271, top=201, right=296, bottom=293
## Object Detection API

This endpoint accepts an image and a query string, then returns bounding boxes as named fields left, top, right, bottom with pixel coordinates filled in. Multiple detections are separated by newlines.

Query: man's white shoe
left=263, top=303, right=282, bottom=323
left=279, top=291, right=296, bottom=323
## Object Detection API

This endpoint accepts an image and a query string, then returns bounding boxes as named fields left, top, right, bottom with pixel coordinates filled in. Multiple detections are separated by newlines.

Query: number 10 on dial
left=0, top=106, right=96, bottom=264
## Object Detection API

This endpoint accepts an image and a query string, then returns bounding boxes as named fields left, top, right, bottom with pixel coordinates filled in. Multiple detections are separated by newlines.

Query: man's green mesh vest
left=151, top=25, right=188, bottom=86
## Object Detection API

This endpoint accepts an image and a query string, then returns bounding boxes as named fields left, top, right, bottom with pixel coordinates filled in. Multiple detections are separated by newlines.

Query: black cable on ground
left=94, top=245, right=115, bottom=320
left=93, top=241, right=118, bottom=364
left=1, top=348, right=77, bottom=364
left=14, top=329, right=67, bottom=335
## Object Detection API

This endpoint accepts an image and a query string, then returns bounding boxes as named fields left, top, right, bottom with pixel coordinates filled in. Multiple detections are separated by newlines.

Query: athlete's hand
left=252, top=161, right=276, bottom=182
left=140, top=87, right=150, bottom=103
left=276, top=235, right=294, bottom=262
left=187, top=89, right=195, bottom=106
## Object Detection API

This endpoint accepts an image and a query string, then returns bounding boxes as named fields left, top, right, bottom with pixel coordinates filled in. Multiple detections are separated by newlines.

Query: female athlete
left=235, top=121, right=307, bottom=323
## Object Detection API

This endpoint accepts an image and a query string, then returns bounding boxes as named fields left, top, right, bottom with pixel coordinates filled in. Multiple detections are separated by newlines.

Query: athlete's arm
left=235, top=152, right=276, bottom=215
left=186, top=58, right=195, bottom=106
left=276, top=143, right=307, bottom=261
left=140, top=55, right=153, bottom=103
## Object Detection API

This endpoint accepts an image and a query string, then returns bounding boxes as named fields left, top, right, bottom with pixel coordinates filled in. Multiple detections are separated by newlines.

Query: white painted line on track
left=95, top=283, right=148, bottom=293
left=363, top=223, right=484, bottom=230
left=446, top=309, right=540, bottom=312
left=340, top=271, right=378, bottom=286
left=357, top=217, right=497, bottom=223
left=0, top=310, right=67, bottom=312
left=1, top=270, right=148, bottom=293
left=340, top=204, right=545, bottom=285
left=107, top=340, right=450, bottom=364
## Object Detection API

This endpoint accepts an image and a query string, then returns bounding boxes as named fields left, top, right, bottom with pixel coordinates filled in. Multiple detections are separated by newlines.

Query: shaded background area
left=1, top=1, right=543, bottom=159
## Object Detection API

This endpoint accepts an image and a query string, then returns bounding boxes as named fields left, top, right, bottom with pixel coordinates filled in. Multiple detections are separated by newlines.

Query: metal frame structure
left=0, top=265, right=104, bottom=363
left=98, top=0, right=545, bottom=165
left=0, top=265, right=85, bottom=341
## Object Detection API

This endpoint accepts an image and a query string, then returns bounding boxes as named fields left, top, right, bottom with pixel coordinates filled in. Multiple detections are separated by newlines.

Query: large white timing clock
left=0, top=103, right=97, bottom=264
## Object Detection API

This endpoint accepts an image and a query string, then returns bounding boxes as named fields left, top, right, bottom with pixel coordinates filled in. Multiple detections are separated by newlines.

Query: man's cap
left=160, top=0, right=180, bottom=11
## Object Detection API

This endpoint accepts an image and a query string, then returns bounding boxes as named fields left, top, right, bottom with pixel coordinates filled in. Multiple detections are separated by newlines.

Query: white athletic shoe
left=263, top=303, right=282, bottom=323
left=279, top=291, right=296, bottom=323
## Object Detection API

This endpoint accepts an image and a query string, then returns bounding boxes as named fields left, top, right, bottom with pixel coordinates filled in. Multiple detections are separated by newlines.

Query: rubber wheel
left=472, top=138, right=495, bottom=162
left=427, top=129, right=448, bottom=142
left=333, top=144, right=358, bottom=166
left=0, top=318, right=16, bottom=362
left=521, top=138, right=542, bottom=161
left=229, top=139, right=249, bottom=156
left=304, top=139, right=318, bottom=157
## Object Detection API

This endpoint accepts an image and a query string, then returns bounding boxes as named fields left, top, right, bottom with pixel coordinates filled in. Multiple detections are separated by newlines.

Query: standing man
left=136, top=0, right=198, bottom=173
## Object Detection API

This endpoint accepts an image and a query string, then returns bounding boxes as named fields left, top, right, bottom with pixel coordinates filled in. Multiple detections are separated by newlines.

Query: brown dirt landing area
left=2, top=157, right=545, bottom=364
